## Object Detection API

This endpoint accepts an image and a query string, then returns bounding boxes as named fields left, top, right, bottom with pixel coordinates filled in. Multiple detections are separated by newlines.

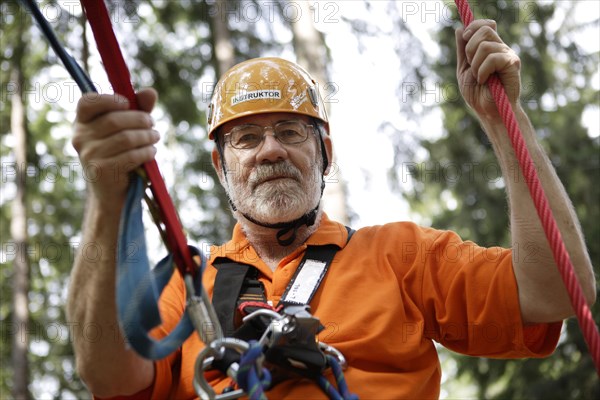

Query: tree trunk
left=290, top=1, right=350, bottom=225
left=210, top=1, right=235, bottom=76
left=10, top=65, right=30, bottom=400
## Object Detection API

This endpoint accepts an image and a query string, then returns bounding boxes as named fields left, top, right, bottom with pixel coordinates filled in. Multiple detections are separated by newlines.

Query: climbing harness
left=198, top=228, right=356, bottom=398
left=22, top=0, right=600, bottom=396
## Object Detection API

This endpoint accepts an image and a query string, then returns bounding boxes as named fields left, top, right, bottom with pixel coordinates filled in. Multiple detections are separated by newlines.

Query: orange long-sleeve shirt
left=135, top=214, right=561, bottom=399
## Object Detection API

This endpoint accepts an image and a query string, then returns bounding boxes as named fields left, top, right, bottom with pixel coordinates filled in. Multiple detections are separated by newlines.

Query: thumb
left=136, top=88, right=158, bottom=113
left=455, top=27, right=468, bottom=77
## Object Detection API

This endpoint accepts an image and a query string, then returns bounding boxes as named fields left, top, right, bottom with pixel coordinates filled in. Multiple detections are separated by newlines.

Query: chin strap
left=224, top=175, right=323, bottom=246
left=242, top=204, right=320, bottom=246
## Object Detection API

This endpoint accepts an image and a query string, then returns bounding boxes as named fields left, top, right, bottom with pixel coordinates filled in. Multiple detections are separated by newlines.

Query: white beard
left=227, top=160, right=322, bottom=224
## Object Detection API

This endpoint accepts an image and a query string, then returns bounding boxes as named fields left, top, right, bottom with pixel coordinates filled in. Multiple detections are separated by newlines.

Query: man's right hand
left=69, top=88, right=159, bottom=396
left=72, top=88, right=159, bottom=208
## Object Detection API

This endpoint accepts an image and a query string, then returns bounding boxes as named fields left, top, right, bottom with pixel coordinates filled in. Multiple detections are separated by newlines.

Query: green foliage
left=1, top=2, right=88, bottom=397
left=399, top=0, right=599, bottom=398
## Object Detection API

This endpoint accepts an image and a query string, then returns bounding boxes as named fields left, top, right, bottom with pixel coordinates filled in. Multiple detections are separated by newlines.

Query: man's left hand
left=456, top=19, right=521, bottom=124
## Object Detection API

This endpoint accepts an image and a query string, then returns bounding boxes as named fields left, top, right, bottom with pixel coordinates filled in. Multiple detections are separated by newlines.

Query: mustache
left=249, top=162, right=302, bottom=186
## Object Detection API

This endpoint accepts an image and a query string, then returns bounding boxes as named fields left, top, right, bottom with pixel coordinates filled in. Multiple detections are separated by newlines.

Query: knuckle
left=146, top=129, right=155, bottom=141
left=71, top=136, right=83, bottom=152
left=73, top=136, right=97, bottom=161
left=71, top=129, right=84, bottom=151
left=480, top=41, right=494, bottom=53
left=126, top=149, right=145, bottom=168
left=143, top=146, right=157, bottom=161
left=102, top=113, right=122, bottom=132
left=78, top=147, right=94, bottom=164
left=137, top=112, right=152, bottom=128
left=118, top=131, right=136, bottom=148
left=75, top=93, right=106, bottom=121
left=510, top=56, right=522, bottom=71
left=481, top=25, right=495, bottom=36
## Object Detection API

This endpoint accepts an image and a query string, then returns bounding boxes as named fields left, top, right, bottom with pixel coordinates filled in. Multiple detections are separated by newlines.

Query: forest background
left=1, top=0, right=598, bottom=399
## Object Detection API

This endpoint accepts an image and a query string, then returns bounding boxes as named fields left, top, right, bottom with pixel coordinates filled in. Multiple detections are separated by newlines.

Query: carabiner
left=193, top=338, right=250, bottom=400
left=184, top=275, right=224, bottom=345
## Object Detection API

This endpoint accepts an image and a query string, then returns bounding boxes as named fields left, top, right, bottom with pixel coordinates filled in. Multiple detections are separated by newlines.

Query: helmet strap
left=215, top=133, right=238, bottom=212
left=239, top=172, right=325, bottom=246
left=240, top=204, right=320, bottom=246
left=312, top=118, right=329, bottom=176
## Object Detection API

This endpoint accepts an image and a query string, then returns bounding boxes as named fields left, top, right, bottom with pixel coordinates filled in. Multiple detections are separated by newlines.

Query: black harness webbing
left=212, top=226, right=355, bottom=337
left=212, top=261, right=254, bottom=338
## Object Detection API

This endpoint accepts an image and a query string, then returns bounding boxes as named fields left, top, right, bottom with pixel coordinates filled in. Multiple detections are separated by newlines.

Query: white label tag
left=231, top=90, right=281, bottom=106
left=282, top=259, right=327, bottom=304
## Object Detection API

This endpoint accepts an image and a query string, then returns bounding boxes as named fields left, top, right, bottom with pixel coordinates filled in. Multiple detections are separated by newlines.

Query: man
left=67, top=20, right=595, bottom=399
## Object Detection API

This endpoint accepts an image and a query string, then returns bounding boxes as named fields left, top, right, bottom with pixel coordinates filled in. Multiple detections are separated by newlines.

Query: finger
left=462, top=19, right=497, bottom=41
left=98, top=129, right=160, bottom=159
left=73, top=111, right=154, bottom=155
left=106, top=146, right=158, bottom=174
left=455, top=27, right=469, bottom=76
left=464, top=25, right=502, bottom=66
left=76, top=93, right=129, bottom=124
left=136, top=88, right=158, bottom=113
left=477, top=52, right=520, bottom=85
left=79, top=128, right=159, bottom=161
left=469, top=41, right=510, bottom=83
left=88, top=110, right=154, bottom=139
left=92, top=145, right=158, bottom=178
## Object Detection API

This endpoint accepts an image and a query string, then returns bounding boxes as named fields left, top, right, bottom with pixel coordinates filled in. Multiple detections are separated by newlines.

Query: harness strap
left=279, top=243, right=344, bottom=307
left=116, top=175, right=202, bottom=359
left=212, top=260, right=253, bottom=338
left=212, top=226, right=355, bottom=335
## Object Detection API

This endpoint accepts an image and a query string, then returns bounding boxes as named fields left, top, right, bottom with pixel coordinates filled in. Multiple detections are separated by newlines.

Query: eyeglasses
left=224, top=120, right=314, bottom=150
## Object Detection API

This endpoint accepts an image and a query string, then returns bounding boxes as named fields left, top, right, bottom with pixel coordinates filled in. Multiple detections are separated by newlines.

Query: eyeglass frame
left=222, top=120, right=316, bottom=150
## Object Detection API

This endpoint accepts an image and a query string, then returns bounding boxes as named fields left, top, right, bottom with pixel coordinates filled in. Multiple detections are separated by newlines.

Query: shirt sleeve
left=418, top=228, right=562, bottom=358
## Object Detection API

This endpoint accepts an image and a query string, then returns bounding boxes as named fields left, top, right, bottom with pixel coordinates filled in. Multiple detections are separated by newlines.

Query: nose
left=255, top=130, right=288, bottom=163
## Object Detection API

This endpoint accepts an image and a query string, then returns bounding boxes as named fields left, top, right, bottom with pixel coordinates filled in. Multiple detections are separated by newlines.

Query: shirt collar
left=221, top=212, right=350, bottom=257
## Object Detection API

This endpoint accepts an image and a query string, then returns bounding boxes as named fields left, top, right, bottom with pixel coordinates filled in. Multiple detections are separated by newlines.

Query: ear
left=211, top=148, right=224, bottom=182
left=323, top=135, right=334, bottom=175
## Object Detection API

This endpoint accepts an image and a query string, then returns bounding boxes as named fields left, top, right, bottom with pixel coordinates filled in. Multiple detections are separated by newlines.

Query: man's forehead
left=221, top=112, right=310, bottom=130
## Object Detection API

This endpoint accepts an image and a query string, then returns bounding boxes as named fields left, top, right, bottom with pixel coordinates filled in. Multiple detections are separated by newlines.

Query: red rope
left=454, top=0, right=600, bottom=374
left=79, top=0, right=196, bottom=277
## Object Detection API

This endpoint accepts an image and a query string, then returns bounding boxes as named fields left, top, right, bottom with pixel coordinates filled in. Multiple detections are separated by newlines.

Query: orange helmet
left=207, top=57, right=329, bottom=140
